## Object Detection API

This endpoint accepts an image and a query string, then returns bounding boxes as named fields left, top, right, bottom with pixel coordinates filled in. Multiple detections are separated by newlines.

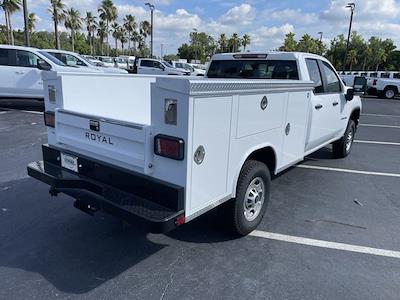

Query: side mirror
left=37, top=59, right=51, bottom=71
left=345, top=88, right=355, bottom=101
left=160, top=65, right=165, bottom=71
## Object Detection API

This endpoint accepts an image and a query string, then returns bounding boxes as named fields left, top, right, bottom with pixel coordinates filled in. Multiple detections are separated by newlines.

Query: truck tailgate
left=55, top=110, right=149, bottom=170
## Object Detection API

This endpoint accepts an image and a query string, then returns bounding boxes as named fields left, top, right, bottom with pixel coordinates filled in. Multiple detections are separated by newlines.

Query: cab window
left=320, top=61, right=341, bottom=93
left=16, top=50, right=40, bottom=68
left=305, top=58, right=324, bottom=94
left=140, top=60, right=153, bottom=67
left=207, top=60, right=299, bottom=79
left=380, top=73, right=390, bottom=78
left=0, top=49, right=11, bottom=66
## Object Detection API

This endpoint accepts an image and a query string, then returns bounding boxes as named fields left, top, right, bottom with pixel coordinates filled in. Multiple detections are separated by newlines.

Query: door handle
left=15, top=71, right=25, bottom=75
left=333, top=102, right=339, bottom=106
left=315, top=104, right=323, bottom=110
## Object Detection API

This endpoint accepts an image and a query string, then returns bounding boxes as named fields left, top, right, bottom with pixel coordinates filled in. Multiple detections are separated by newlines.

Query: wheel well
left=350, top=108, right=360, bottom=127
left=384, top=85, right=399, bottom=93
left=247, top=147, right=276, bottom=176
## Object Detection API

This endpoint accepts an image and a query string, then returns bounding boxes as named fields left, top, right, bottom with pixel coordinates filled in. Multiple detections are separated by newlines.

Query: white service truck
left=28, top=52, right=361, bottom=236
left=368, top=77, right=400, bottom=99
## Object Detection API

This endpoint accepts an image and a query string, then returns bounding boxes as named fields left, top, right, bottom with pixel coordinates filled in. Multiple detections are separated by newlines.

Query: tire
left=383, top=87, right=396, bottom=99
left=226, top=160, right=271, bottom=236
left=333, top=120, right=356, bottom=158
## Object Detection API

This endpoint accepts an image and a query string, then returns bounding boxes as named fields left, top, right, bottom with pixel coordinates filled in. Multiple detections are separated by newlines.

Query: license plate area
left=61, top=153, right=78, bottom=173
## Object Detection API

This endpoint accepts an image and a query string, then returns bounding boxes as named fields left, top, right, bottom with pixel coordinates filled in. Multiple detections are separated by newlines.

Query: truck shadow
left=305, top=146, right=335, bottom=160
left=0, top=177, right=233, bottom=295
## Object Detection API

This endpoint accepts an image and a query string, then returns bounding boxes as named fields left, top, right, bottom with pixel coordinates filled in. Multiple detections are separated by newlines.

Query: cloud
left=251, top=24, right=295, bottom=50
left=220, top=3, right=255, bottom=25
left=268, top=9, right=318, bottom=25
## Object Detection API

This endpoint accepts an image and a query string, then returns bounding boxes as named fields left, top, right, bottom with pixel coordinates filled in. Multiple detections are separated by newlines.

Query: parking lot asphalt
left=0, top=97, right=400, bottom=300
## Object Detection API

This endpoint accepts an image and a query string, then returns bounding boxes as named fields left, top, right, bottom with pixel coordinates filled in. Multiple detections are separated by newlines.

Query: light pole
left=193, top=28, right=198, bottom=63
left=160, top=43, right=167, bottom=59
left=145, top=2, right=155, bottom=57
left=342, top=2, right=355, bottom=73
left=22, top=0, right=30, bottom=46
left=318, top=31, right=323, bottom=43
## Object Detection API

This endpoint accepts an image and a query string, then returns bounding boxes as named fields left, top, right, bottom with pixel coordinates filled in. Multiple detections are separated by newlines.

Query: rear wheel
left=226, top=160, right=270, bottom=236
left=333, top=120, right=356, bottom=158
left=383, top=87, right=396, bottom=99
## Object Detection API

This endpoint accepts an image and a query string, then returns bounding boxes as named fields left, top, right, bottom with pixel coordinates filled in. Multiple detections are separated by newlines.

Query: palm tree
left=241, top=34, right=251, bottom=52
left=117, top=27, right=128, bottom=55
left=123, top=14, right=136, bottom=54
left=97, top=20, right=107, bottom=55
left=1, top=0, right=21, bottom=45
left=218, top=33, right=227, bottom=53
left=98, top=0, right=117, bottom=56
left=346, top=49, right=358, bottom=71
left=375, top=48, right=388, bottom=71
left=85, top=12, right=97, bottom=55
left=131, top=30, right=140, bottom=54
left=48, top=0, right=66, bottom=49
left=27, top=12, right=37, bottom=33
left=229, top=33, right=240, bottom=52
left=64, top=8, right=82, bottom=52
left=111, top=22, right=119, bottom=52
left=140, top=20, right=151, bottom=44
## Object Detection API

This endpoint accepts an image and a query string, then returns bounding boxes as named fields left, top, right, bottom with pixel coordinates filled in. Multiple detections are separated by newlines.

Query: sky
left=1, top=0, right=400, bottom=56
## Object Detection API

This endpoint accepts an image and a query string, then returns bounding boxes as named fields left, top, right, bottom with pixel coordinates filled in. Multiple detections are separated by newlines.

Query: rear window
left=207, top=60, right=299, bottom=80
left=394, top=73, right=400, bottom=79
left=0, top=49, right=10, bottom=66
left=381, top=73, right=390, bottom=78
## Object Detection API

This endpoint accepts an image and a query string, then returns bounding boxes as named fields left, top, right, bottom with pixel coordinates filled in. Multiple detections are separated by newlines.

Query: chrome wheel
left=243, top=177, right=265, bottom=222
left=345, top=129, right=353, bottom=153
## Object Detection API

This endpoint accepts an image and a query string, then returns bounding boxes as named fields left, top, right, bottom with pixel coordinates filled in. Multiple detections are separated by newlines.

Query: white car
left=0, top=45, right=101, bottom=99
left=82, top=55, right=104, bottom=67
left=97, top=56, right=116, bottom=68
left=135, top=58, right=190, bottom=75
left=171, top=61, right=205, bottom=76
left=45, top=49, right=127, bottom=74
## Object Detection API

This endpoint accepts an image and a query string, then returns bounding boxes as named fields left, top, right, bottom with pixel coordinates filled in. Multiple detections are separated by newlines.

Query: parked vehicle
left=0, top=45, right=101, bottom=99
left=45, top=49, right=128, bottom=74
left=134, top=58, right=190, bottom=75
left=96, top=56, right=116, bottom=68
left=190, top=63, right=207, bottom=76
left=82, top=55, right=104, bottom=67
left=28, top=52, right=361, bottom=236
left=171, top=61, right=205, bottom=76
left=369, top=77, right=400, bottom=99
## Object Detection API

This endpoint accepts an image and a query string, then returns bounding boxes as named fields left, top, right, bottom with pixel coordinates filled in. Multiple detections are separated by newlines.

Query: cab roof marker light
left=233, top=54, right=268, bottom=59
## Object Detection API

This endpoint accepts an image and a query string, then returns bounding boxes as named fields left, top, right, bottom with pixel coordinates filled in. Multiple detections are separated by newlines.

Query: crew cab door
left=305, top=58, right=341, bottom=152
left=138, top=59, right=156, bottom=74
left=0, top=48, right=16, bottom=96
left=13, top=50, right=44, bottom=98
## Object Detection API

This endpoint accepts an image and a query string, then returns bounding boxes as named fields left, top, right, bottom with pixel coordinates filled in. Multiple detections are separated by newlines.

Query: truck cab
left=135, top=58, right=190, bottom=76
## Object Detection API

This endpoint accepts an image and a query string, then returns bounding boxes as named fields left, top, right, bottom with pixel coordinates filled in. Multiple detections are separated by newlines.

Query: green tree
left=140, top=20, right=151, bottom=45
left=346, top=49, right=358, bottom=71
left=241, top=34, right=251, bottom=52
left=218, top=33, right=227, bottom=53
left=228, top=33, right=240, bottom=52
left=279, top=32, right=297, bottom=52
left=97, top=20, right=107, bottom=55
left=375, top=48, right=388, bottom=71
left=64, top=8, right=82, bottom=52
left=118, top=27, right=128, bottom=54
left=98, top=0, right=117, bottom=56
left=84, top=12, right=96, bottom=55
left=28, top=12, right=37, bottom=33
left=1, top=0, right=21, bottom=45
left=48, top=0, right=65, bottom=49
left=296, top=34, right=320, bottom=54
left=111, top=22, right=119, bottom=52
left=123, top=14, right=136, bottom=55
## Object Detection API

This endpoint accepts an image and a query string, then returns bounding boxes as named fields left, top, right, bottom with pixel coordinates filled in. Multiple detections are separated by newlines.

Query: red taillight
left=154, top=135, right=184, bottom=160
left=174, top=215, right=185, bottom=226
left=44, top=111, right=55, bottom=128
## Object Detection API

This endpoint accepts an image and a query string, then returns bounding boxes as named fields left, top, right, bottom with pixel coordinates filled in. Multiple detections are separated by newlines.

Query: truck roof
left=211, top=51, right=326, bottom=61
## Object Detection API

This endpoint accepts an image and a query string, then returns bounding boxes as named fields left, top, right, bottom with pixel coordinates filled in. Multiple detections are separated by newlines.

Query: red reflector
left=154, top=135, right=184, bottom=160
left=175, top=215, right=185, bottom=226
left=44, top=111, right=55, bottom=128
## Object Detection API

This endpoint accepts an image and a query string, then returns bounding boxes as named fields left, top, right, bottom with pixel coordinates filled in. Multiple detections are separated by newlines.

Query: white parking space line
left=250, top=231, right=400, bottom=259
left=360, top=123, right=400, bottom=129
left=355, top=140, right=400, bottom=146
left=362, top=113, right=400, bottom=118
left=21, top=110, right=43, bottom=115
left=297, top=164, right=400, bottom=178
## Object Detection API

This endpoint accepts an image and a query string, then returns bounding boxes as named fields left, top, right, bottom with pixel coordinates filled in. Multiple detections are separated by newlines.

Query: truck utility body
left=28, top=52, right=361, bottom=235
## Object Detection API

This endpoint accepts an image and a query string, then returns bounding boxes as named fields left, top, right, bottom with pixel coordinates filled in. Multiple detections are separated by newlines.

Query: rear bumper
left=27, top=145, right=185, bottom=233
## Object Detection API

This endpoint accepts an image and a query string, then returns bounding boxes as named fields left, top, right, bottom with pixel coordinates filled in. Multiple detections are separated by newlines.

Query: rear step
left=27, top=148, right=185, bottom=233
